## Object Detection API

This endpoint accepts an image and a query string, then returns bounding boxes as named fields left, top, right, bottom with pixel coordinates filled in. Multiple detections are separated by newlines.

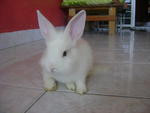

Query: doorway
left=135, top=0, right=150, bottom=27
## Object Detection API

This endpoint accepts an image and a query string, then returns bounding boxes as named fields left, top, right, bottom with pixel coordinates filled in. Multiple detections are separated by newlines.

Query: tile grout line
left=96, top=62, right=150, bottom=65
left=0, top=83, right=43, bottom=91
left=23, top=91, right=47, bottom=113
left=86, top=92, right=150, bottom=100
left=1, top=83, right=150, bottom=100
left=56, top=90, right=150, bottom=100
left=0, top=39, right=44, bottom=51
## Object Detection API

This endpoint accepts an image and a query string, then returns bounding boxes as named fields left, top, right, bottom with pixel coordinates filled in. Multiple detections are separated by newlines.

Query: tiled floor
left=0, top=30, right=150, bottom=113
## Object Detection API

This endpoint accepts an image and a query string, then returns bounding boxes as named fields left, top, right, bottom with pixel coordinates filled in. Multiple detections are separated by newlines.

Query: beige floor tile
left=0, top=84, right=44, bottom=113
left=27, top=92, right=150, bottom=113
left=0, top=47, right=16, bottom=64
left=0, top=54, right=43, bottom=89
left=88, top=63, right=150, bottom=98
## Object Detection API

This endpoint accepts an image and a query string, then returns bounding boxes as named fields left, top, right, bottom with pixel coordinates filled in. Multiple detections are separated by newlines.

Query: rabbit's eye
left=62, top=51, right=67, bottom=57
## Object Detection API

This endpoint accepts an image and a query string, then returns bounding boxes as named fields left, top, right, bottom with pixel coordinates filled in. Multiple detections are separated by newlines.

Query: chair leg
left=68, top=8, right=76, bottom=20
left=109, top=7, right=116, bottom=35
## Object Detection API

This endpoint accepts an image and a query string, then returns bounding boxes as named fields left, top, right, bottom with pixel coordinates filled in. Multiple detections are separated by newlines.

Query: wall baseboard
left=0, top=27, right=65, bottom=50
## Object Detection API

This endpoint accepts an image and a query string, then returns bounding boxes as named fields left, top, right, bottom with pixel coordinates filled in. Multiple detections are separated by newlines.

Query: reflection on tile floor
left=0, top=84, right=44, bottom=113
left=0, top=30, right=150, bottom=113
left=27, top=92, right=150, bottom=113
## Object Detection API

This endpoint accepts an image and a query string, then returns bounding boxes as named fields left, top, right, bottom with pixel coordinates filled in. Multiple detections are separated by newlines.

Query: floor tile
left=134, top=42, right=150, bottom=51
left=120, top=64, right=150, bottom=97
left=94, top=50, right=129, bottom=63
left=0, top=84, right=44, bottom=113
left=0, top=47, right=16, bottom=65
left=0, top=53, right=43, bottom=89
left=93, top=50, right=150, bottom=64
left=88, top=63, right=127, bottom=96
left=132, top=51, right=150, bottom=63
left=15, top=40, right=44, bottom=61
left=14, top=31, right=33, bottom=45
left=0, top=40, right=45, bottom=68
left=0, top=35, right=16, bottom=49
left=27, top=92, right=150, bottom=113
left=88, top=63, right=150, bottom=98
left=32, top=29, right=43, bottom=41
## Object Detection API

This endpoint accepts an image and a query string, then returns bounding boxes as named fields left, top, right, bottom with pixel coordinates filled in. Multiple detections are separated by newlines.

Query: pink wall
left=0, top=0, right=65, bottom=33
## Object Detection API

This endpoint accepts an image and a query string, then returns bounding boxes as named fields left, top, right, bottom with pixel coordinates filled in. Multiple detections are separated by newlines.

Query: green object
left=62, top=0, right=124, bottom=6
left=119, top=0, right=124, bottom=3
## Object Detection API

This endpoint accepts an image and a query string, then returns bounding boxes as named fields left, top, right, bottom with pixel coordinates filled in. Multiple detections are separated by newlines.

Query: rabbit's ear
left=64, top=10, right=86, bottom=42
left=37, top=10, right=56, bottom=40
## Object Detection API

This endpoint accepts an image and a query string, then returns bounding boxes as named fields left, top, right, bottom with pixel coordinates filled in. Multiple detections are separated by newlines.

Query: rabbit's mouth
left=50, top=68, right=56, bottom=73
left=49, top=68, right=62, bottom=75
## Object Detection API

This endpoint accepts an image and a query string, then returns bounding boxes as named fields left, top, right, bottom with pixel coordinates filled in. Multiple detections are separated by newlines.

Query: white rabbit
left=37, top=10, right=93, bottom=94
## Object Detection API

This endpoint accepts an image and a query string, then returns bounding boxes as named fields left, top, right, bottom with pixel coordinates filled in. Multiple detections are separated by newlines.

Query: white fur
left=37, top=10, right=93, bottom=94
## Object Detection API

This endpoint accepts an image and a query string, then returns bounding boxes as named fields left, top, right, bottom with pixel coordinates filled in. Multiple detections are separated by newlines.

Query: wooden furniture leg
left=109, top=7, right=116, bottom=34
left=69, top=8, right=76, bottom=19
left=67, top=7, right=117, bottom=35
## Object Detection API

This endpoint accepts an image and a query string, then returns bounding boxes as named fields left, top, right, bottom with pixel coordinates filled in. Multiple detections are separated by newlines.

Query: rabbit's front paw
left=44, top=84, right=56, bottom=91
left=76, top=87, right=87, bottom=94
left=66, top=83, right=76, bottom=91
left=76, top=82, right=87, bottom=94
left=44, top=78, right=57, bottom=91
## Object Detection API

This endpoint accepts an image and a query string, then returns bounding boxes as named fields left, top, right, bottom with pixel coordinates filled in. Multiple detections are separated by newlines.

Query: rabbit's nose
left=51, top=67, right=56, bottom=73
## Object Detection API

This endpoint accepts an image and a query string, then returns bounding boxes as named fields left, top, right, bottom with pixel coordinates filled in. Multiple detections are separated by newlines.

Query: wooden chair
left=62, top=1, right=123, bottom=35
